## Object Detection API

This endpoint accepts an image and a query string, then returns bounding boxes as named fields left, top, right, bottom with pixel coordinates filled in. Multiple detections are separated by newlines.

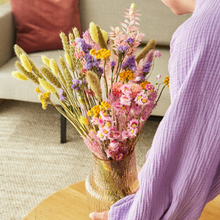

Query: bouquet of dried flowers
left=12, top=3, right=169, bottom=161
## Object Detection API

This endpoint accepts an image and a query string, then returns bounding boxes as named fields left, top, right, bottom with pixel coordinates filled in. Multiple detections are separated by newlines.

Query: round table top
left=23, top=180, right=220, bottom=220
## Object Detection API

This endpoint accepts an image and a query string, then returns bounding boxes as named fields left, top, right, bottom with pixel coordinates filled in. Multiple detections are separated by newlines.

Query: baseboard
left=148, top=115, right=163, bottom=122
left=0, top=99, right=5, bottom=106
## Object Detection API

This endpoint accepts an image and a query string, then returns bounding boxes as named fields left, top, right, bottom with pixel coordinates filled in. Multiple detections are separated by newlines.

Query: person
left=89, top=0, right=220, bottom=219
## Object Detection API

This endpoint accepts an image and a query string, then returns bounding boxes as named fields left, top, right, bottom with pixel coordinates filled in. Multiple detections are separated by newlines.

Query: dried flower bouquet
left=12, top=3, right=169, bottom=161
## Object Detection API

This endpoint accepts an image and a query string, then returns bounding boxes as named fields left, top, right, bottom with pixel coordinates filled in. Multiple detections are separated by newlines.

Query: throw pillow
left=10, top=0, right=81, bottom=53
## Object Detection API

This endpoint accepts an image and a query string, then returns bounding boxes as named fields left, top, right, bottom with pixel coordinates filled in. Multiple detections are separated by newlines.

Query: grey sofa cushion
left=79, top=0, right=191, bottom=45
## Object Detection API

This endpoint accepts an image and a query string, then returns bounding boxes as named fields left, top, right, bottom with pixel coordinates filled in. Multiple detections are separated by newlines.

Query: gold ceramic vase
left=85, top=149, right=139, bottom=212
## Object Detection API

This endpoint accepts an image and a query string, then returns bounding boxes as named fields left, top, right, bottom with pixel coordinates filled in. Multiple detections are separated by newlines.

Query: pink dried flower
left=156, top=74, right=161, bottom=79
left=81, top=68, right=87, bottom=74
left=107, top=127, right=116, bottom=140
left=155, top=50, right=161, bottom=58
left=83, top=30, right=101, bottom=51
left=112, top=82, right=123, bottom=97
left=145, top=84, right=154, bottom=91
left=104, top=120, right=113, bottom=130
left=150, top=91, right=157, bottom=101
left=129, top=119, right=138, bottom=129
left=71, top=42, right=77, bottom=47
left=100, top=111, right=111, bottom=121
left=122, top=130, right=130, bottom=140
left=97, top=129, right=107, bottom=141
left=121, top=84, right=132, bottom=95
left=145, top=50, right=154, bottom=63
left=115, top=153, right=123, bottom=161
left=84, top=130, right=105, bottom=159
left=130, top=83, right=142, bottom=98
left=127, top=127, right=138, bottom=138
left=109, top=141, right=119, bottom=152
left=135, top=92, right=150, bottom=106
left=120, top=95, right=131, bottom=106
left=113, top=131, right=121, bottom=140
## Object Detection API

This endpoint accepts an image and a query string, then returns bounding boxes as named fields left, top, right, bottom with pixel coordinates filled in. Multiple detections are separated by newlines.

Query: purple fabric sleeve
left=108, top=0, right=220, bottom=219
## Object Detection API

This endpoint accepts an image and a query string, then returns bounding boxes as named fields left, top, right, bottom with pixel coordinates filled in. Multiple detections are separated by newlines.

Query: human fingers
left=89, top=211, right=109, bottom=220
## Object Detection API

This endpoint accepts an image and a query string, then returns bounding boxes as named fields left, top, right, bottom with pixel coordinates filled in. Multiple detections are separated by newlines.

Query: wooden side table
left=23, top=181, right=220, bottom=220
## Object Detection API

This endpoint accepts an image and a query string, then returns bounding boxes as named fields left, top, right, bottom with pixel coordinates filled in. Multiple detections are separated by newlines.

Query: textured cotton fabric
left=109, top=0, right=220, bottom=219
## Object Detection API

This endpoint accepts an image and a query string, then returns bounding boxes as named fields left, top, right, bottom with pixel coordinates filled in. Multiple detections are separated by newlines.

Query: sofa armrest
left=0, top=2, right=15, bottom=67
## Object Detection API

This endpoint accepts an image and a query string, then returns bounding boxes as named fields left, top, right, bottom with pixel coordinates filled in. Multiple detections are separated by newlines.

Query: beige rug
left=0, top=100, right=160, bottom=220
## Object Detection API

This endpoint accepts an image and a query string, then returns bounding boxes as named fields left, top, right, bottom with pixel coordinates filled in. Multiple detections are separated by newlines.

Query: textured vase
left=85, top=149, right=139, bottom=213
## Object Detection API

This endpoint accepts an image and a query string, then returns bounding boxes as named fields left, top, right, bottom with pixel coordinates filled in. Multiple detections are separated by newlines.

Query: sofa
left=0, top=1, right=191, bottom=128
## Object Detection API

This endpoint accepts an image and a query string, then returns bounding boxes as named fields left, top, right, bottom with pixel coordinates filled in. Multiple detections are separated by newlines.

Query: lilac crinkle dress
left=108, top=0, right=220, bottom=219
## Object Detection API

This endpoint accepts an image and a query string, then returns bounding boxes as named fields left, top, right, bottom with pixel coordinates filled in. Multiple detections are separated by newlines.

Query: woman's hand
left=89, top=186, right=140, bottom=219
left=89, top=210, right=109, bottom=220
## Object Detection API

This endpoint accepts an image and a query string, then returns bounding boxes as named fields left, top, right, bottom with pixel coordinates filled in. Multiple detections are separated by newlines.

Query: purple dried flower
left=60, top=89, right=65, bottom=101
left=75, top=37, right=92, bottom=53
left=116, top=45, right=129, bottom=55
left=93, top=60, right=100, bottom=68
left=98, top=67, right=103, bottom=75
left=111, top=61, right=116, bottom=68
left=141, top=75, right=145, bottom=80
left=85, top=61, right=93, bottom=70
left=84, top=53, right=92, bottom=61
left=143, top=61, right=151, bottom=73
left=71, top=79, right=82, bottom=91
left=125, top=38, right=134, bottom=46
left=121, top=55, right=137, bottom=72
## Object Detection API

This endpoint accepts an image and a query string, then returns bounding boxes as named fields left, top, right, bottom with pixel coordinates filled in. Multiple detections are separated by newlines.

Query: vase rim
left=92, top=148, right=135, bottom=162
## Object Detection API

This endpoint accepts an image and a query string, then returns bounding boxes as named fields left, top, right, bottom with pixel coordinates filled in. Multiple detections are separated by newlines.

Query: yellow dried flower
left=79, top=116, right=89, bottom=126
left=11, top=71, right=28, bottom=81
left=20, top=54, right=32, bottom=72
left=60, top=32, right=70, bottom=55
left=79, top=99, right=84, bottom=104
left=140, top=81, right=151, bottom=90
left=50, top=59, right=59, bottom=76
left=96, top=26, right=108, bottom=49
left=39, top=78, right=56, bottom=93
left=59, top=56, right=72, bottom=92
left=89, top=22, right=99, bottom=43
left=69, top=33, right=74, bottom=43
left=119, top=70, right=135, bottom=82
left=87, top=110, right=93, bottom=116
left=101, top=101, right=111, bottom=110
left=88, top=105, right=105, bottom=118
left=164, top=76, right=170, bottom=88
left=40, top=67, right=61, bottom=88
left=65, top=53, right=72, bottom=67
left=41, top=99, right=48, bottom=110
left=73, top=27, right=80, bottom=39
left=16, top=62, right=39, bottom=84
left=90, top=48, right=111, bottom=60
left=101, top=29, right=108, bottom=43
left=131, top=3, right=135, bottom=10
left=43, top=91, right=51, bottom=99
left=86, top=71, right=102, bottom=101
left=38, top=94, right=44, bottom=101
left=41, top=55, right=51, bottom=69
left=35, top=87, right=42, bottom=94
